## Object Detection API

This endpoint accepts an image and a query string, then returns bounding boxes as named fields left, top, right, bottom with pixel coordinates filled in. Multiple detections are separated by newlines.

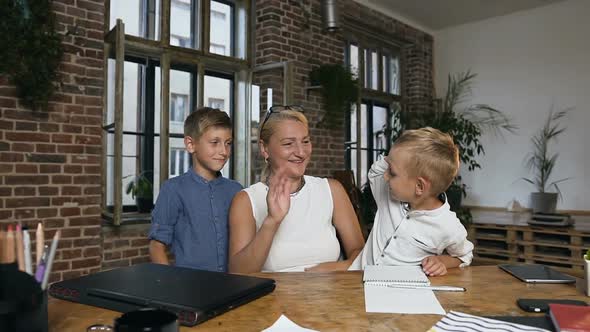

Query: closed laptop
left=49, top=263, right=275, bottom=326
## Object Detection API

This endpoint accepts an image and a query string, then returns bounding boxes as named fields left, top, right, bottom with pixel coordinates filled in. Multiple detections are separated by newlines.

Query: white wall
left=434, top=0, right=589, bottom=211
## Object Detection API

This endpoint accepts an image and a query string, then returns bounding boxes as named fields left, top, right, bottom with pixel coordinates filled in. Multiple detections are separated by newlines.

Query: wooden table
left=49, top=266, right=586, bottom=331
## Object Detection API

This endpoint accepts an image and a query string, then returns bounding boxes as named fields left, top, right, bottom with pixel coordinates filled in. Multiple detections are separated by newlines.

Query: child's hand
left=421, top=256, right=447, bottom=276
left=265, top=174, right=290, bottom=225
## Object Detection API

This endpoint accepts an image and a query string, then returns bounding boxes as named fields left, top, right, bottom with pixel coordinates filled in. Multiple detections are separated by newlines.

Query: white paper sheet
left=364, top=283, right=446, bottom=314
left=262, top=314, right=319, bottom=332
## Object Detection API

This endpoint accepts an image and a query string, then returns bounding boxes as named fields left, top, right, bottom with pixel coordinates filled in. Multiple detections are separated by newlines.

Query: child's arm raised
left=368, top=157, right=390, bottom=205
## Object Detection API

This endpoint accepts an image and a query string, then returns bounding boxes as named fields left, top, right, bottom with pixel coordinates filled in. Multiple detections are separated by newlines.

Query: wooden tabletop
left=49, top=265, right=587, bottom=331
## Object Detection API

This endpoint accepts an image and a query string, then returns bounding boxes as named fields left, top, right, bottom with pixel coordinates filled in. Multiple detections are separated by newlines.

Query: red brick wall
left=0, top=0, right=105, bottom=282
left=0, top=0, right=433, bottom=282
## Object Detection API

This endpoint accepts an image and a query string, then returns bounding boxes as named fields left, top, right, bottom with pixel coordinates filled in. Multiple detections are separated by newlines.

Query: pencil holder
left=0, top=263, right=48, bottom=332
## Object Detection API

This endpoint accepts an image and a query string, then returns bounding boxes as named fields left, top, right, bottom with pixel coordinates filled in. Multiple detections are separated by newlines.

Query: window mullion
left=202, top=0, right=211, bottom=54
left=113, top=20, right=126, bottom=225
left=160, top=53, right=171, bottom=185
left=356, top=45, right=365, bottom=187
left=161, top=0, right=171, bottom=46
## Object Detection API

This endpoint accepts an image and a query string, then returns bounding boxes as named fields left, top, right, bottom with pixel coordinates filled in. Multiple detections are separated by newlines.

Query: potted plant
left=309, top=64, right=358, bottom=127
left=392, top=71, right=517, bottom=211
left=125, top=171, right=154, bottom=213
left=522, top=107, right=571, bottom=214
left=446, top=176, right=466, bottom=212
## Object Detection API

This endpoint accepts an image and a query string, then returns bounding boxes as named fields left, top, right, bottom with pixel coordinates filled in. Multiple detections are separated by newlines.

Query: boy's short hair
left=184, top=107, right=232, bottom=139
left=393, top=127, right=460, bottom=195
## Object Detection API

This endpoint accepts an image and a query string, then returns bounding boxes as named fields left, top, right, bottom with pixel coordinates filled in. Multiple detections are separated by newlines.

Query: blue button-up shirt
left=148, top=168, right=242, bottom=272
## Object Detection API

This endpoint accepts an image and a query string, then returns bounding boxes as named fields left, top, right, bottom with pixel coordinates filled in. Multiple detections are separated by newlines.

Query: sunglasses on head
left=259, top=105, right=305, bottom=131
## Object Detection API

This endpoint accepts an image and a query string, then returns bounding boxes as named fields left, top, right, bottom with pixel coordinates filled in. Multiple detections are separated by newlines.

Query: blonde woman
left=228, top=106, right=364, bottom=273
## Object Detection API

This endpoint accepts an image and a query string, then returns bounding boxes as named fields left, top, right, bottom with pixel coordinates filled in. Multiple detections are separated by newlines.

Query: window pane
left=373, top=105, right=388, bottom=162
left=106, top=61, right=141, bottom=132
left=122, top=155, right=138, bottom=206
left=204, top=74, right=232, bottom=176
left=349, top=44, right=359, bottom=79
left=171, top=0, right=198, bottom=48
left=360, top=103, right=368, bottom=186
left=210, top=1, right=233, bottom=56
left=169, top=70, right=193, bottom=134
left=390, top=56, right=400, bottom=95
left=106, top=135, right=115, bottom=206
left=349, top=104, right=357, bottom=182
left=204, top=75, right=231, bottom=114
left=371, top=51, right=378, bottom=90
left=110, top=0, right=160, bottom=40
left=106, top=59, right=116, bottom=126
left=382, top=55, right=387, bottom=92
left=169, top=139, right=188, bottom=178
left=364, top=49, right=369, bottom=89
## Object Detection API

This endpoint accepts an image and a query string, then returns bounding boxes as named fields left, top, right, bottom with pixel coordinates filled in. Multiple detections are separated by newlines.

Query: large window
left=345, top=41, right=402, bottom=187
left=104, top=0, right=251, bottom=224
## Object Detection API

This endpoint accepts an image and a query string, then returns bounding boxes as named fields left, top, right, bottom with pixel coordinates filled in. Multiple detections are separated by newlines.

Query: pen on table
left=386, top=284, right=466, bottom=292
left=23, top=229, right=33, bottom=275
left=41, top=230, right=60, bottom=290
left=16, top=223, right=25, bottom=271
left=36, top=222, right=44, bottom=265
left=35, top=244, right=49, bottom=283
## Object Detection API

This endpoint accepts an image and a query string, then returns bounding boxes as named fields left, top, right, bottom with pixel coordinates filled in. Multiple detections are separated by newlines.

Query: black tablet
left=498, top=264, right=576, bottom=283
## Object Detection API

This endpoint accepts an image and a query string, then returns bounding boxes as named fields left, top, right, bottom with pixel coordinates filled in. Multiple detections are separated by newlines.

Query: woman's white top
left=243, top=175, right=341, bottom=272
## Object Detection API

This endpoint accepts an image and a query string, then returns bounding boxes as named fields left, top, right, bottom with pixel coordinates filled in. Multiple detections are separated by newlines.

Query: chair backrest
left=332, top=170, right=368, bottom=240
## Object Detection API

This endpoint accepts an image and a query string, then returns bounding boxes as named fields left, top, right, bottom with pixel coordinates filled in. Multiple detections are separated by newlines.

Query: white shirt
left=349, top=158, right=474, bottom=270
left=243, top=175, right=341, bottom=272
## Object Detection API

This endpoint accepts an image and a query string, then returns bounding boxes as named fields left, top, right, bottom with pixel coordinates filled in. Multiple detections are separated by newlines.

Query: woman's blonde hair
left=259, top=109, right=309, bottom=181
left=184, top=107, right=232, bottom=139
left=393, top=127, right=460, bottom=195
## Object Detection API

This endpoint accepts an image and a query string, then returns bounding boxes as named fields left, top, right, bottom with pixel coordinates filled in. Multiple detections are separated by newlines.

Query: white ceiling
left=358, top=0, right=568, bottom=30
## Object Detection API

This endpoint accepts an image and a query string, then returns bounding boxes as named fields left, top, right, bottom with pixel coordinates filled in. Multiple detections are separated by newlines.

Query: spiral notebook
left=363, top=265, right=430, bottom=287
left=363, top=265, right=444, bottom=314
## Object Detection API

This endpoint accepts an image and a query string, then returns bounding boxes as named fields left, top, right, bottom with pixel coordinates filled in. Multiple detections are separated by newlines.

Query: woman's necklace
left=265, top=176, right=306, bottom=197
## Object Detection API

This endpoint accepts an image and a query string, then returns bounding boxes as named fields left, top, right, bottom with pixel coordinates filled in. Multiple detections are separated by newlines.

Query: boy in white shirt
left=350, top=127, right=474, bottom=276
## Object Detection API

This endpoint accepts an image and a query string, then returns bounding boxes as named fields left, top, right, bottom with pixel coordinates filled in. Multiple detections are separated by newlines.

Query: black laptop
left=49, top=263, right=275, bottom=326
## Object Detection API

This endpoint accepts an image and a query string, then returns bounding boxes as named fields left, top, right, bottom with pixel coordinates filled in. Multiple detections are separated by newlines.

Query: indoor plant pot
left=530, top=192, right=558, bottom=214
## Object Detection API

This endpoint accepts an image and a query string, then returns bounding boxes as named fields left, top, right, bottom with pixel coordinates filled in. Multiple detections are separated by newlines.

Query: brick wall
left=0, top=0, right=105, bottom=282
left=253, top=0, right=434, bottom=177
left=0, top=0, right=433, bottom=282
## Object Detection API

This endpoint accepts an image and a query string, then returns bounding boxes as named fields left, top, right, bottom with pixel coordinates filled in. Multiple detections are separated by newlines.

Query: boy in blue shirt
left=148, top=107, right=243, bottom=272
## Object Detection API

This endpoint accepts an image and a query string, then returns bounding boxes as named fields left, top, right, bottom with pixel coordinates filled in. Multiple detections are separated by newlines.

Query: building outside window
left=170, top=93, right=189, bottom=123
left=208, top=97, right=225, bottom=110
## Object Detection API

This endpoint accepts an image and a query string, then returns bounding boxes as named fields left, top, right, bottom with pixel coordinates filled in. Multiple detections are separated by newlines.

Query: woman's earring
left=264, top=158, right=268, bottom=164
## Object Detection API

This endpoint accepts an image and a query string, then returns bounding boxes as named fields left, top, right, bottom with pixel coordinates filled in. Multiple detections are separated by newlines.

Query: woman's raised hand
left=265, top=174, right=290, bottom=226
